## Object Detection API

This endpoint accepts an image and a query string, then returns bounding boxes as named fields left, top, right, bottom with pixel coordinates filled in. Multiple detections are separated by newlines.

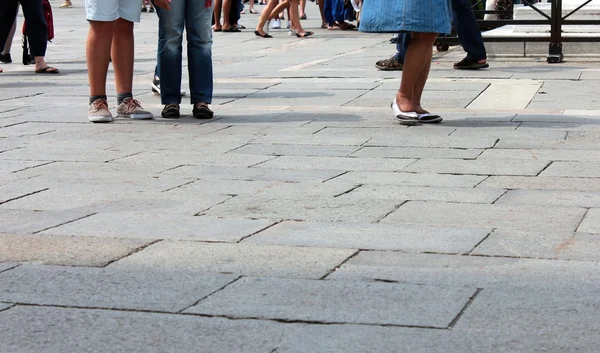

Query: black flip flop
left=223, top=27, right=241, bottom=32
left=254, top=31, right=272, bottom=38
left=296, top=31, right=313, bottom=38
left=35, top=67, right=59, bottom=74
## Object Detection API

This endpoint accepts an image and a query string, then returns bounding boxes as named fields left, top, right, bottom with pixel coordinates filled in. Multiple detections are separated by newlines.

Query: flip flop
left=35, top=67, right=59, bottom=74
left=391, top=99, right=419, bottom=125
left=296, top=31, right=313, bottom=38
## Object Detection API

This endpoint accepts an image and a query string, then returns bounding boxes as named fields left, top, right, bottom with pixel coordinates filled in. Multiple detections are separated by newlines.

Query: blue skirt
left=359, top=0, right=452, bottom=34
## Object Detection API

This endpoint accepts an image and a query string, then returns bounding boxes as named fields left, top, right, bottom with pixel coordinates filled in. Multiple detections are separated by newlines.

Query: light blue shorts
left=84, top=0, right=142, bottom=23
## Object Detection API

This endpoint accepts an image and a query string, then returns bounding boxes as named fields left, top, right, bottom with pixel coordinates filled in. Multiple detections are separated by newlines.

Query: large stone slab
left=479, top=175, right=600, bottom=192
left=365, top=135, right=498, bottom=149
left=159, top=165, right=342, bottom=182
left=112, top=241, right=355, bottom=279
left=0, top=306, right=286, bottom=353
left=577, top=208, right=600, bottom=233
left=0, top=234, right=155, bottom=266
left=0, top=209, right=94, bottom=234
left=338, top=184, right=505, bottom=204
left=246, top=220, right=490, bottom=254
left=204, top=195, right=398, bottom=223
left=254, top=156, right=416, bottom=172
left=0, top=263, right=18, bottom=274
left=497, top=189, right=600, bottom=208
left=351, top=146, right=483, bottom=159
left=230, top=143, right=359, bottom=157
left=0, top=184, right=47, bottom=205
left=0, top=160, right=49, bottom=174
left=0, top=146, right=138, bottom=163
left=329, top=251, right=600, bottom=288
left=479, top=148, right=600, bottom=162
left=186, top=277, right=477, bottom=328
left=41, top=213, right=276, bottom=242
left=382, top=201, right=586, bottom=233
left=472, top=230, right=600, bottom=261
left=112, top=151, right=274, bottom=168
left=333, top=171, right=487, bottom=188
left=404, top=159, right=550, bottom=176
left=0, top=265, right=237, bottom=312
left=541, top=161, right=600, bottom=178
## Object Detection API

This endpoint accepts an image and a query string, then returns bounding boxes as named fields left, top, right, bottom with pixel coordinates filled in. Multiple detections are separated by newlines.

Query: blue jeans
left=324, top=0, right=344, bottom=26
left=394, top=0, right=486, bottom=63
left=156, top=0, right=213, bottom=105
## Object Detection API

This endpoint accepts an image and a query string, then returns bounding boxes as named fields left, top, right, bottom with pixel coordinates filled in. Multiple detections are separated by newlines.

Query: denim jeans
left=394, top=0, right=486, bottom=63
left=324, top=0, right=345, bottom=26
left=156, top=0, right=213, bottom=105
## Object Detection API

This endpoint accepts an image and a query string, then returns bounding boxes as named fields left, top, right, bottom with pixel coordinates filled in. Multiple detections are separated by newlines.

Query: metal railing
left=436, top=0, right=600, bottom=63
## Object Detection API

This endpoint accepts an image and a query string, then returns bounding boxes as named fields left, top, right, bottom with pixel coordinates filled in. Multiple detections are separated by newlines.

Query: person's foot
left=391, top=97, right=418, bottom=125
left=212, top=24, right=222, bottom=32
left=0, top=53, right=11, bottom=64
left=193, top=103, right=214, bottom=119
left=249, top=8, right=258, bottom=14
left=300, top=14, right=307, bottom=19
left=454, top=57, right=489, bottom=70
left=255, top=30, right=273, bottom=38
left=149, top=6, right=155, bottom=12
left=88, top=99, right=113, bottom=123
left=161, top=104, right=180, bottom=119
left=375, top=56, right=403, bottom=71
left=296, top=31, right=313, bottom=38
left=116, top=97, right=154, bottom=120
left=59, top=1, right=72, bottom=8
left=142, top=6, right=148, bottom=12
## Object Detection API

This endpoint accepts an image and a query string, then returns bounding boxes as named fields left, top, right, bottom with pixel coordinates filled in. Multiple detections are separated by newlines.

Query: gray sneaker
left=88, top=99, right=113, bottom=123
left=116, top=97, right=154, bottom=120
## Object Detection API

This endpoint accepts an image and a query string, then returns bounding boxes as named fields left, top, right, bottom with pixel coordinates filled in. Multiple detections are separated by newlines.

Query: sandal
left=454, top=57, right=489, bottom=70
left=375, top=57, right=403, bottom=71
left=35, top=66, right=59, bottom=74
left=296, top=31, right=313, bottom=38
left=250, top=9, right=258, bottom=14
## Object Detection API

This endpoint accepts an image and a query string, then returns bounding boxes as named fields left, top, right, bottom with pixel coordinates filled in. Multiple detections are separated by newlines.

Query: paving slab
left=230, top=143, right=359, bottom=157
left=577, top=208, right=600, bottom=233
left=42, top=213, right=275, bottom=242
left=404, top=159, right=550, bottom=176
left=186, top=277, right=476, bottom=328
left=473, top=230, right=600, bottom=261
left=254, top=155, right=416, bottom=172
left=246, top=220, right=490, bottom=254
left=0, top=265, right=237, bottom=312
left=540, top=161, right=600, bottom=178
left=497, top=189, right=600, bottom=208
left=365, top=135, right=498, bottom=149
left=159, top=165, right=342, bottom=182
left=333, top=171, right=487, bottom=188
left=111, top=241, right=355, bottom=279
left=0, top=306, right=285, bottom=353
left=0, top=234, right=154, bottom=266
left=0, top=263, right=18, bottom=274
left=329, top=251, right=600, bottom=289
left=0, top=160, right=49, bottom=174
left=383, top=201, right=586, bottom=233
left=479, top=175, right=600, bottom=192
left=351, top=146, right=483, bottom=159
left=478, top=148, right=600, bottom=162
left=0, top=209, right=94, bottom=234
left=204, top=195, right=398, bottom=222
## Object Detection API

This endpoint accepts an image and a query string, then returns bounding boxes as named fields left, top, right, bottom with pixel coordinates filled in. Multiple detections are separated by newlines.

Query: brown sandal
left=375, top=57, right=403, bottom=71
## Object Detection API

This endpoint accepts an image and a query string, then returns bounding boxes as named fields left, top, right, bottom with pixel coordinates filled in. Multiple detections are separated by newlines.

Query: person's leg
left=0, top=0, right=18, bottom=71
left=2, top=14, right=17, bottom=56
left=299, top=0, right=306, bottom=18
left=185, top=0, right=214, bottom=118
left=20, top=0, right=55, bottom=72
left=270, top=0, right=290, bottom=21
left=213, top=0, right=223, bottom=30
left=396, top=31, right=410, bottom=63
left=396, top=32, right=438, bottom=113
left=289, top=0, right=306, bottom=34
left=318, top=0, right=326, bottom=27
left=331, top=0, right=346, bottom=26
left=157, top=0, right=184, bottom=106
left=323, top=0, right=333, bottom=26
left=453, top=0, right=486, bottom=63
left=222, top=0, right=233, bottom=30
left=255, top=0, right=278, bottom=35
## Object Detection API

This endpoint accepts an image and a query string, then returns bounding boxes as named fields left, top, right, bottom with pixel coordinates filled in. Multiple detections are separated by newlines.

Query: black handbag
left=21, top=35, right=34, bottom=65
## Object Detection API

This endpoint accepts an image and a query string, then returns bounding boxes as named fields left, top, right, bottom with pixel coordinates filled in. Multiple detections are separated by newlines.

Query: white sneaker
left=286, top=21, right=291, bottom=29
left=88, top=99, right=113, bottom=123
left=116, top=97, right=154, bottom=120
left=271, top=19, right=281, bottom=29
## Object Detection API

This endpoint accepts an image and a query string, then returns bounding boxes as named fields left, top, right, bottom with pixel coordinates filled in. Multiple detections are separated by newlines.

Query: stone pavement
left=2, top=2, right=600, bottom=352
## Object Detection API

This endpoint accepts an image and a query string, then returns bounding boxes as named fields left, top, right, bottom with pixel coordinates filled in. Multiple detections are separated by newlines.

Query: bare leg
left=222, top=0, right=233, bottom=30
left=318, top=0, right=326, bottom=27
left=396, top=32, right=438, bottom=112
left=299, top=0, right=306, bottom=17
left=288, top=0, right=304, bottom=34
left=111, top=18, right=135, bottom=94
left=270, top=0, right=290, bottom=20
left=213, top=0, right=223, bottom=30
left=87, top=21, right=116, bottom=96
left=412, top=36, right=436, bottom=114
left=255, top=0, right=279, bottom=35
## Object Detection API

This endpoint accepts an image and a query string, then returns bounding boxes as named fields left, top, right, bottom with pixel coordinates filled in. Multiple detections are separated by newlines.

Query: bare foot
left=396, top=93, right=416, bottom=112
left=212, top=24, right=222, bottom=31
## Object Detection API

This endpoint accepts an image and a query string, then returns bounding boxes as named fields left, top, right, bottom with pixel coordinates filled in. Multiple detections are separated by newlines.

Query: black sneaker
left=454, top=57, right=489, bottom=70
left=151, top=77, right=160, bottom=94
left=161, top=104, right=180, bottom=119
left=193, top=104, right=214, bottom=119
left=0, top=53, right=11, bottom=64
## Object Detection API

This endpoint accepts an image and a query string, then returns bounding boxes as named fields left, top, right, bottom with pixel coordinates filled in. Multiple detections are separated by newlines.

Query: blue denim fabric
left=156, top=0, right=213, bottom=105
left=359, top=0, right=452, bottom=34
left=324, top=0, right=345, bottom=26
left=394, top=0, right=486, bottom=63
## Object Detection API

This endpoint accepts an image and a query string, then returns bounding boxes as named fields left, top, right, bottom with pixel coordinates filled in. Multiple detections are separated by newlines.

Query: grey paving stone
left=42, top=213, right=276, bottom=242
left=330, top=251, right=600, bottom=289
left=404, top=159, right=549, bottom=176
left=0, top=306, right=285, bottom=353
left=577, top=208, right=600, bottom=233
left=0, top=265, right=237, bottom=312
left=478, top=148, right=600, bottom=162
left=0, top=146, right=139, bottom=163
left=0, top=303, right=12, bottom=312
left=351, top=146, right=483, bottom=159
left=541, top=161, right=600, bottom=178
left=0, top=209, right=94, bottom=234
left=249, top=181, right=358, bottom=198
left=112, top=151, right=274, bottom=168
left=383, top=201, right=586, bottom=233
left=0, top=263, right=18, bottom=274
left=366, top=135, right=498, bottom=149
left=496, top=136, right=600, bottom=150
left=472, top=230, right=600, bottom=261
left=255, top=155, right=416, bottom=172
left=0, top=184, right=47, bottom=205
left=338, top=184, right=505, bottom=204
left=256, top=134, right=370, bottom=146
left=159, top=165, right=342, bottom=182
left=0, top=234, right=154, bottom=266
left=186, top=277, right=476, bottom=328
left=112, top=241, right=355, bottom=279
left=231, top=143, right=359, bottom=157
left=247, top=220, right=490, bottom=254
left=204, top=195, right=398, bottom=223
left=333, top=171, right=487, bottom=188
left=497, top=189, right=600, bottom=208
left=479, top=176, right=600, bottom=192
left=0, top=160, right=49, bottom=174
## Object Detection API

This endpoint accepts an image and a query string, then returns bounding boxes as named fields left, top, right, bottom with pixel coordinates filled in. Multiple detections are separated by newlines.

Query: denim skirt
left=359, top=0, right=452, bottom=34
